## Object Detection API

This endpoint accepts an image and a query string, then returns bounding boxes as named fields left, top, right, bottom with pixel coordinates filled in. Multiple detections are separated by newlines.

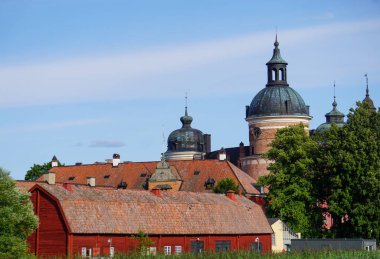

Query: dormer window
left=104, top=175, right=110, bottom=179
left=68, top=176, right=75, bottom=181
left=204, top=177, right=215, bottom=189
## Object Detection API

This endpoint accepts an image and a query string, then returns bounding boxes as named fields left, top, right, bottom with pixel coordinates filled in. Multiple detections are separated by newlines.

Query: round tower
left=240, top=36, right=312, bottom=180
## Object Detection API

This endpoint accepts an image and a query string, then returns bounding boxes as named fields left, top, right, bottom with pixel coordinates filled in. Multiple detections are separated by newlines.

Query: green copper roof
left=247, top=86, right=309, bottom=117
left=266, top=36, right=287, bottom=65
left=167, top=108, right=205, bottom=152
left=316, top=96, right=345, bottom=132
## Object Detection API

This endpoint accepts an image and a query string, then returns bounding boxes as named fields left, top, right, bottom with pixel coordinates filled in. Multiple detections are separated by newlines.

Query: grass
left=22, top=250, right=379, bottom=259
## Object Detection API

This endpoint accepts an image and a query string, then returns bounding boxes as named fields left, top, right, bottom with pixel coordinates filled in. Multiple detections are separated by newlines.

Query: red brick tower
left=240, top=36, right=312, bottom=180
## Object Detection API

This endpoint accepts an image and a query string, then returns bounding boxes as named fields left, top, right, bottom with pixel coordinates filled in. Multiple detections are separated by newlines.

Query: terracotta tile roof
left=16, top=180, right=43, bottom=192
left=40, top=160, right=259, bottom=195
left=34, top=184, right=272, bottom=235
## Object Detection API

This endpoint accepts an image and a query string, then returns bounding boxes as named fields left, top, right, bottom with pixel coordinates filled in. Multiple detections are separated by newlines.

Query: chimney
left=112, top=153, right=120, bottom=167
left=51, top=155, right=59, bottom=167
left=218, top=148, right=226, bottom=161
left=226, top=190, right=236, bottom=201
left=239, top=142, right=245, bottom=158
left=43, top=171, right=56, bottom=185
left=63, top=182, right=73, bottom=191
left=151, top=188, right=161, bottom=197
left=86, top=176, right=96, bottom=187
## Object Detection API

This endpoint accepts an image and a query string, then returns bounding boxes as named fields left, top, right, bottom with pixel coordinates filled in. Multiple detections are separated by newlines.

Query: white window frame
left=81, top=247, right=86, bottom=257
left=174, top=245, right=182, bottom=255
left=164, top=245, right=171, bottom=255
left=110, top=246, right=114, bottom=257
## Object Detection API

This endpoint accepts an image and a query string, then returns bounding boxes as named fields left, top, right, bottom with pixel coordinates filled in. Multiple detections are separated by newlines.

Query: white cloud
left=312, top=12, right=335, bottom=20
left=0, top=118, right=108, bottom=134
left=89, top=140, right=126, bottom=148
left=0, top=19, right=379, bottom=107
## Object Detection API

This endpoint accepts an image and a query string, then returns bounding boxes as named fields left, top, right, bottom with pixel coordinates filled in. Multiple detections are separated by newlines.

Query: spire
left=363, top=74, right=376, bottom=112
left=266, top=34, right=288, bottom=87
left=185, top=92, right=188, bottom=116
left=332, top=80, right=337, bottom=110
left=267, top=34, right=287, bottom=65
left=180, top=94, right=193, bottom=127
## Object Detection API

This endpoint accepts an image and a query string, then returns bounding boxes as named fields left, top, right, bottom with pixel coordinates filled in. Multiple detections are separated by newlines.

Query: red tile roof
left=39, top=160, right=259, bottom=194
left=33, top=183, right=272, bottom=235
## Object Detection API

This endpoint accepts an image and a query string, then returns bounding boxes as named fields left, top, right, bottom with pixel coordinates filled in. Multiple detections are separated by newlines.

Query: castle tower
left=316, top=82, right=345, bottom=132
left=240, top=36, right=312, bottom=180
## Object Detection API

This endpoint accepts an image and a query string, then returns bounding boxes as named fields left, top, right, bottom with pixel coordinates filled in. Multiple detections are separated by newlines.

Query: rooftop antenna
left=334, top=80, right=336, bottom=101
left=364, top=73, right=369, bottom=97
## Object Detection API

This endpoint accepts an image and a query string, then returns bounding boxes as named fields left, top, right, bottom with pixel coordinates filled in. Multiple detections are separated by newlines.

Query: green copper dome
left=248, top=86, right=309, bottom=117
left=246, top=37, right=309, bottom=118
left=167, top=108, right=206, bottom=153
left=316, top=94, right=345, bottom=133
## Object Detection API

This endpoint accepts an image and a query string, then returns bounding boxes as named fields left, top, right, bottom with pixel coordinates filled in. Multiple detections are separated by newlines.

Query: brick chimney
left=43, top=171, right=55, bottom=185
left=218, top=148, right=226, bottom=161
left=63, top=182, right=73, bottom=191
left=226, top=190, right=236, bottom=201
left=112, top=153, right=120, bottom=167
left=86, top=176, right=96, bottom=187
left=239, top=142, right=245, bottom=158
left=151, top=188, right=161, bottom=197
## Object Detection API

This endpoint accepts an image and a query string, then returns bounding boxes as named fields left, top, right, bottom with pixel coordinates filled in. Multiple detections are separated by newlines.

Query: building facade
left=27, top=184, right=272, bottom=257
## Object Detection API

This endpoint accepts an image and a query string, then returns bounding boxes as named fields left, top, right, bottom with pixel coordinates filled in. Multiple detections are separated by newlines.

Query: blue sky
left=0, top=1, right=379, bottom=180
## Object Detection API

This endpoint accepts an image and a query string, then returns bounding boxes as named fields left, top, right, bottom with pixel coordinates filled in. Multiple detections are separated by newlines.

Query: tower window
left=272, top=69, right=276, bottom=81
left=279, top=68, right=284, bottom=80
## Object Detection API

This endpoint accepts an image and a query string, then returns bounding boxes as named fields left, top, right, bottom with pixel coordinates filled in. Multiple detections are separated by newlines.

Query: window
left=147, top=247, right=157, bottom=256
left=190, top=240, right=204, bottom=253
left=81, top=247, right=92, bottom=257
left=194, top=170, right=200, bottom=175
left=279, top=68, right=284, bottom=80
left=104, top=175, right=110, bottom=179
left=215, top=240, right=231, bottom=252
left=272, top=233, right=276, bottom=246
left=110, top=247, right=114, bottom=257
left=250, top=242, right=262, bottom=253
left=140, top=173, right=147, bottom=177
left=164, top=246, right=171, bottom=255
left=272, top=69, right=276, bottom=80
left=68, top=176, right=75, bottom=181
left=174, top=246, right=182, bottom=255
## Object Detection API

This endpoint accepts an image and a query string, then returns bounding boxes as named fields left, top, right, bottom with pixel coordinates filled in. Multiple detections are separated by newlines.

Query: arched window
left=272, top=69, right=277, bottom=81
left=279, top=68, right=284, bottom=80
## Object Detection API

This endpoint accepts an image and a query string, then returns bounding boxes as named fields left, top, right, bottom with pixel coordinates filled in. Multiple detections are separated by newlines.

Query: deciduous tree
left=0, top=168, right=38, bottom=258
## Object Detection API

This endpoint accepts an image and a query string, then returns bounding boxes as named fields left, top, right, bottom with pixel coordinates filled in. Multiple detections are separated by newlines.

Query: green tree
left=319, top=102, right=380, bottom=240
left=0, top=168, right=38, bottom=258
left=132, top=230, right=154, bottom=255
left=259, top=102, right=380, bottom=241
left=213, top=177, right=239, bottom=194
left=258, top=124, right=323, bottom=237
left=25, top=160, right=62, bottom=181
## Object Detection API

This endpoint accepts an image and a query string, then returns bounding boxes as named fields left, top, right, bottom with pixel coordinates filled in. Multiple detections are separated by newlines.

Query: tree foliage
left=0, top=168, right=38, bottom=258
left=258, top=102, right=380, bottom=241
left=25, top=161, right=62, bottom=181
left=132, top=230, right=154, bottom=255
left=213, top=177, right=239, bottom=194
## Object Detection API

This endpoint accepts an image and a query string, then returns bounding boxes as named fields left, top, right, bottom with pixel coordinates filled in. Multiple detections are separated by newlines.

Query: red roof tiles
left=33, top=183, right=272, bottom=235
left=39, top=160, right=259, bottom=194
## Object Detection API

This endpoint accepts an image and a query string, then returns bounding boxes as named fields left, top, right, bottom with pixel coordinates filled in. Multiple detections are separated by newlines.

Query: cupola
left=316, top=82, right=345, bottom=132
left=165, top=103, right=211, bottom=160
left=246, top=36, right=310, bottom=118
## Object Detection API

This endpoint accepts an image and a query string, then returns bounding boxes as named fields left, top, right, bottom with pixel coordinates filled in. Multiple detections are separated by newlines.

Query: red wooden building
left=27, top=183, right=272, bottom=257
